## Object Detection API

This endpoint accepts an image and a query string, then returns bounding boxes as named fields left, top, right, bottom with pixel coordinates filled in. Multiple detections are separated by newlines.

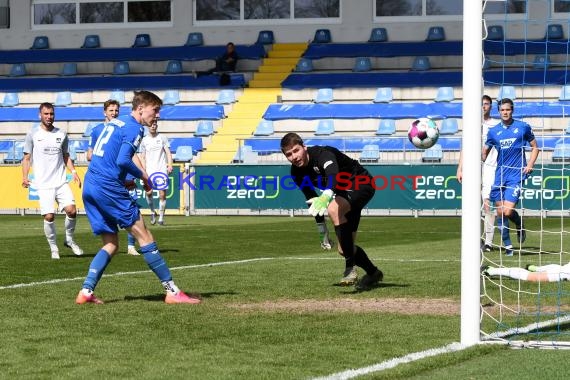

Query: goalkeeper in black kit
left=280, top=132, right=383, bottom=290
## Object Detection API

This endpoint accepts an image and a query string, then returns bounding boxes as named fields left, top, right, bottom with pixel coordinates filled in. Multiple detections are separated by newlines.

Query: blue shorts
left=83, top=172, right=140, bottom=235
left=489, top=180, right=522, bottom=204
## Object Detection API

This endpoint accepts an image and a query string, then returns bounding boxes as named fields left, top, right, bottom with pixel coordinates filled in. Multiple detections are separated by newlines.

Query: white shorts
left=147, top=167, right=169, bottom=190
left=37, top=183, right=75, bottom=215
left=481, top=164, right=496, bottom=201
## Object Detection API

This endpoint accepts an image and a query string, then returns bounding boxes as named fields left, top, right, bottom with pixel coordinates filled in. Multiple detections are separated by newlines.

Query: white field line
left=311, top=342, right=467, bottom=380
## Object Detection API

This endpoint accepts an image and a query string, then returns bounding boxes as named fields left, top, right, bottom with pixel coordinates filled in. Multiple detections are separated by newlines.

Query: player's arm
left=456, top=151, right=463, bottom=183
left=482, top=132, right=493, bottom=162
left=61, top=135, right=82, bottom=188
left=21, top=153, right=31, bottom=188
left=525, top=138, right=539, bottom=174
left=305, top=151, right=339, bottom=217
left=165, top=145, right=173, bottom=174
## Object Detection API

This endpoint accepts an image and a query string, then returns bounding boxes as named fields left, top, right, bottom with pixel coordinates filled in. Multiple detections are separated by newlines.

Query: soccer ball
left=407, top=118, right=440, bottom=149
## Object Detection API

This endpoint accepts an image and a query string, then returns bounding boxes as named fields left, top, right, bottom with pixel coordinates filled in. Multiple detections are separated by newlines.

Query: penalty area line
left=310, top=342, right=466, bottom=380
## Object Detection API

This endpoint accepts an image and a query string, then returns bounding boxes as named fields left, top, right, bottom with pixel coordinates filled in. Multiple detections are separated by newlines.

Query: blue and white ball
left=408, top=118, right=440, bottom=149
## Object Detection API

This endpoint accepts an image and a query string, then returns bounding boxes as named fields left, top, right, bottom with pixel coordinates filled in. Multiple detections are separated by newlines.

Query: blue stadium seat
left=165, top=60, right=183, bottom=74
left=173, top=146, right=193, bottom=162
left=368, top=27, right=388, bottom=42
left=31, top=36, right=49, bottom=49
left=295, top=58, right=314, bottom=72
left=185, top=32, right=204, bottom=47
left=373, top=87, right=393, bottom=103
left=314, top=88, right=334, bottom=103
left=257, top=30, right=274, bottom=45
left=1, top=92, right=19, bottom=107
left=55, top=91, right=72, bottom=107
left=194, top=120, right=214, bottom=137
left=83, top=122, right=99, bottom=137
left=253, top=120, right=274, bottom=136
left=313, top=29, right=331, bottom=43
left=375, top=119, right=396, bottom=136
left=435, top=87, right=455, bottom=102
left=3, top=144, right=24, bottom=164
left=411, top=56, right=431, bottom=71
left=552, top=143, right=570, bottom=162
left=439, top=119, right=459, bottom=135
left=9, top=63, right=26, bottom=77
left=565, top=121, right=570, bottom=134
left=422, top=144, right=443, bottom=162
left=109, top=90, right=126, bottom=104
left=81, top=34, right=101, bottom=48
left=132, top=33, right=151, bottom=47
left=113, top=61, right=130, bottom=75
left=60, top=62, right=78, bottom=76
left=170, top=137, right=204, bottom=152
left=216, top=89, right=236, bottom=105
left=498, top=85, right=516, bottom=100
left=533, top=54, right=551, bottom=70
left=559, top=85, right=570, bottom=101
left=314, top=119, right=335, bottom=135
left=486, top=25, right=504, bottom=40
left=546, top=24, right=564, bottom=40
left=425, top=26, right=445, bottom=41
left=359, top=144, right=380, bottom=163
left=353, top=57, right=372, bottom=72
left=233, top=145, right=258, bottom=163
left=162, top=89, right=180, bottom=105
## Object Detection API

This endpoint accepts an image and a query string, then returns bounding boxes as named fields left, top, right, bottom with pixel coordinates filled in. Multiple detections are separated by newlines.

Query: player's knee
left=44, top=214, right=55, bottom=222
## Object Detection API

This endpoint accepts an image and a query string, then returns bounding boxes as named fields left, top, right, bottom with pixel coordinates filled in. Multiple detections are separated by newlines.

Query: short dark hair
left=497, top=97, right=514, bottom=111
left=482, top=94, right=492, bottom=104
left=104, top=99, right=120, bottom=110
left=131, top=90, right=162, bottom=111
left=39, top=102, right=54, bottom=111
left=280, top=132, right=304, bottom=151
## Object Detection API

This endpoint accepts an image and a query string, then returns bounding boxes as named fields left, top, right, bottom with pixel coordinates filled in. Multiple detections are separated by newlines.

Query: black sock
left=354, top=246, right=378, bottom=275
left=334, top=223, right=355, bottom=268
left=508, top=210, right=521, bottom=228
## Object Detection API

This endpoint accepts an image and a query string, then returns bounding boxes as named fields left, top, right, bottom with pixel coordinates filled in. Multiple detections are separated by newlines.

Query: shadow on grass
left=118, top=291, right=239, bottom=303
left=335, top=282, right=408, bottom=293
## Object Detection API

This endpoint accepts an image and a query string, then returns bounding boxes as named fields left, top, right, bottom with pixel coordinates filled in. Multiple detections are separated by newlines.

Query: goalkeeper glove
left=307, top=189, right=333, bottom=217
left=317, top=222, right=333, bottom=250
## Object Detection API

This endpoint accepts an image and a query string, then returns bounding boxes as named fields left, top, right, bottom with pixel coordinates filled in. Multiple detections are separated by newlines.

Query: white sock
left=65, top=215, right=76, bottom=243
left=146, top=195, right=155, bottom=213
left=488, top=267, right=529, bottom=281
left=159, top=200, right=166, bottom=220
left=484, top=212, right=495, bottom=246
left=44, top=220, right=57, bottom=250
left=161, top=280, right=180, bottom=295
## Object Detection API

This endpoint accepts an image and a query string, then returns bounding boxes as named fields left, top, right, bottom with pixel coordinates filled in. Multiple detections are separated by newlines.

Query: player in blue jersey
left=76, top=90, right=200, bottom=305
left=482, top=98, right=539, bottom=256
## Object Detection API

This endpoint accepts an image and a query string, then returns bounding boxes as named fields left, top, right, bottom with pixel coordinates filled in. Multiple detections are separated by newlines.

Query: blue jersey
left=87, top=115, right=144, bottom=184
left=88, top=122, right=104, bottom=151
left=485, top=119, right=535, bottom=186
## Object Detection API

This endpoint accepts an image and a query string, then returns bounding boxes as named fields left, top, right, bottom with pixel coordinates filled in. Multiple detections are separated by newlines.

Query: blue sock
left=508, top=210, right=521, bottom=228
left=141, top=242, right=172, bottom=282
left=82, top=249, right=112, bottom=291
left=497, top=216, right=512, bottom=247
left=127, top=233, right=136, bottom=246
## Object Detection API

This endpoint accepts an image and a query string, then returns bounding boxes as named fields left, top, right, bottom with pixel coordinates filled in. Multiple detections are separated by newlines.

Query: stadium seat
left=421, top=144, right=443, bottom=162
left=375, top=119, right=396, bottom=135
left=486, top=25, right=504, bottom=40
left=425, top=26, right=445, bottom=41
left=109, top=90, right=126, bottom=104
left=233, top=145, right=258, bottom=163
left=253, top=120, right=274, bottom=136
left=353, top=57, right=372, bottom=72
left=295, top=58, right=314, bottom=72
left=498, top=85, right=516, bottom=100
left=60, top=62, right=78, bottom=76
left=162, top=89, right=180, bottom=105
left=565, top=121, right=570, bottom=134
left=552, top=143, right=570, bottom=162
left=216, top=89, right=236, bottom=105
left=314, top=88, right=334, bottom=104
left=313, top=29, right=331, bottom=43
left=533, top=54, right=551, bottom=70
left=559, top=85, right=570, bottom=101
left=546, top=24, right=564, bottom=40
left=173, top=146, right=193, bottom=162
left=314, top=119, right=335, bottom=135
left=359, top=145, right=380, bottom=163
left=3, top=143, right=24, bottom=164
left=55, top=91, right=72, bottom=107
left=83, top=122, right=99, bottom=137
left=435, top=87, right=455, bottom=102
left=439, top=118, right=459, bottom=135
left=9, top=63, right=26, bottom=77
left=373, top=87, right=393, bottom=103
left=132, top=33, right=151, bottom=47
left=164, top=60, right=183, bottom=74
left=113, top=61, right=130, bottom=75
left=411, top=56, right=431, bottom=71
left=185, top=32, right=204, bottom=47
left=194, top=120, right=214, bottom=137
left=368, top=27, right=388, bottom=42
left=482, top=57, right=492, bottom=70
left=31, top=36, right=49, bottom=49
left=1, top=92, right=19, bottom=107
left=81, top=34, right=101, bottom=48
left=257, top=30, right=275, bottom=45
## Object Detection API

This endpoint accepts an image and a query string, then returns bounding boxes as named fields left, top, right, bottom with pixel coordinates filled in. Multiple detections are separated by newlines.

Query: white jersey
left=482, top=117, right=499, bottom=198
left=23, top=126, right=69, bottom=190
left=140, top=133, right=170, bottom=174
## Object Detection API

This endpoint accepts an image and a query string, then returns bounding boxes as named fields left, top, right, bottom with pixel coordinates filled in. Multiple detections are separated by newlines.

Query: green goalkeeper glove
left=317, top=222, right=333, bottom=250
left=307, top=189, right=333, bottom=217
